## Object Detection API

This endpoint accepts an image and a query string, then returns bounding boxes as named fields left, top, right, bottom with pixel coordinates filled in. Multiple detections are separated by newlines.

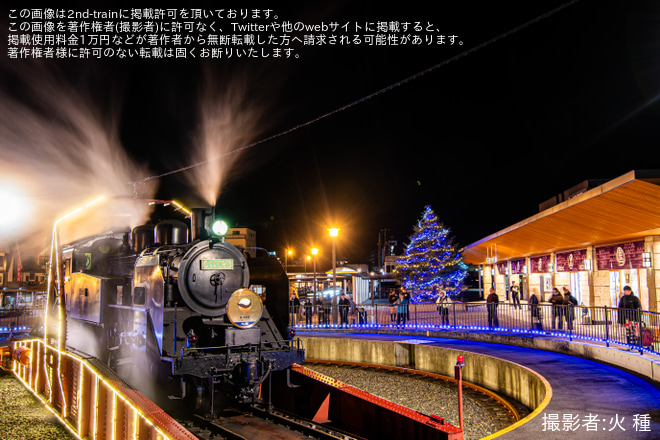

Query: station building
left=463, top=170, right=660, bottom=312
left=225, top=227, right=257, bottom=259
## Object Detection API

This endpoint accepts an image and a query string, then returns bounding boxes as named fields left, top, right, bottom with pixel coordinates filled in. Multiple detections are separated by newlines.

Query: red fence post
left=455, top=355, right=465, bottom=432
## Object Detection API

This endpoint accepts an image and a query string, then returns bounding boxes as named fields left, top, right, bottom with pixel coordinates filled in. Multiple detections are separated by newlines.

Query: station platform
left=297, top=331, right=660, bottom=439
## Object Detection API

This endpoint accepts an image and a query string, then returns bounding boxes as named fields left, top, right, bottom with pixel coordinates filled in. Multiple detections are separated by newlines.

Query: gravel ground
left=0, top=370, right=75, bottom=440
left=305, top=364, right=510, bottom=440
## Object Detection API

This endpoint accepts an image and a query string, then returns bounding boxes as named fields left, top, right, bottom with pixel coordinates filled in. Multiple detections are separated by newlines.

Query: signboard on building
left=596, top=241, right=645, bottom=270
left=530, top=255, right=551, bottom=273
left=556, top=249, right=587, bottom=272
left=510, top=259, right=526, bottom=274
left=497, top=262, right=508, bottom=275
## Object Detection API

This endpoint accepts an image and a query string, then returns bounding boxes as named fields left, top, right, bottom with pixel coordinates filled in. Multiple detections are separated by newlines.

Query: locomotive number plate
left=200, top=259, right=234, bottom=270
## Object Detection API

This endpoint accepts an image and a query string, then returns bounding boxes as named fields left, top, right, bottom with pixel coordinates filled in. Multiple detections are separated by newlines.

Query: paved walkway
left=300, top=331, right=660, bottom=439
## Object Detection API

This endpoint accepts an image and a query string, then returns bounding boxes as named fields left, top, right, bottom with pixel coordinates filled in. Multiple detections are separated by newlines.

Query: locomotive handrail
left=178, top=338, right=302, bottom=360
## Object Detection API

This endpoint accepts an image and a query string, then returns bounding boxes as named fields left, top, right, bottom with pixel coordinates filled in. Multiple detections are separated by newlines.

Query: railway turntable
left=296, top=331, right=660, bottom=440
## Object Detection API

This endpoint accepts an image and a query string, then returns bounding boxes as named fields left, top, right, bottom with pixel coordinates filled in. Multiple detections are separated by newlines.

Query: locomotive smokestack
left=191, top=207, right=213, bottom=241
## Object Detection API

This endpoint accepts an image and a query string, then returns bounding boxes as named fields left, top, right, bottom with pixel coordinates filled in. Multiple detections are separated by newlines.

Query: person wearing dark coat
left=403, top=288, right=411, bottom=320
left=395, top=292, right=409, bottom=328
left=486, top=288, right=499, bottom=328
left=316, top=297, right=326, bottom=326
left=562, top=287, right=578, bottom=330
left=303, top=298, right=313, bottom=326
left=289, top=293, right=301, bottom=325
left=529, top=288, right=542, bottom=330
left=549, top=288, right=565, bottom=330
left=617, top=286, right=642, bottom=326
left=510, top=281, right=522, bottom=310
left=338, top=293, right=351, bottom=327
left=389, top=291, right=398, bottom=322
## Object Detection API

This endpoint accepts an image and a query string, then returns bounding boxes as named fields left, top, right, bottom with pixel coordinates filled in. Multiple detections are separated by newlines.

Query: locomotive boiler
left=58, top=207, right=304, bottom=413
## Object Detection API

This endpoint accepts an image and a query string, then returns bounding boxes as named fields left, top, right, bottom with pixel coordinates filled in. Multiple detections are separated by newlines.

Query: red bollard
left=455, top=355, right=465, bottom=431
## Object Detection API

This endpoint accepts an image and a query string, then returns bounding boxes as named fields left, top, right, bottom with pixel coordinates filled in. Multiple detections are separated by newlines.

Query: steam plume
left=186, top=68, right=267, bottom=206
left=0, top=62, right=156, bottom=252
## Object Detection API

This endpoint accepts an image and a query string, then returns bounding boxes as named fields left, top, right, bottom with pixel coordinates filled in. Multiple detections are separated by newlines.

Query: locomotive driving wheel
left=183, top=376, right=212, bottom=414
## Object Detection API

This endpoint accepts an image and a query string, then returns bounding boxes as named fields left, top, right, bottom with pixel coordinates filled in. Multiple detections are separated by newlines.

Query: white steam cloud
left=186, top=68, right=267, bottom=206
left=0, top=63, right=156, bottom=252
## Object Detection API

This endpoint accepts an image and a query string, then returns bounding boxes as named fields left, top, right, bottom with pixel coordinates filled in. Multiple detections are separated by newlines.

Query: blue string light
left=295, top=319, right=657, bottom=356
left=394, top=206, right=467, bottom=303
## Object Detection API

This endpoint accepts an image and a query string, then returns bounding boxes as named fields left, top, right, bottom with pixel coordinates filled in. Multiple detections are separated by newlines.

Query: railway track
left=178, top=406, right=363, bottom=440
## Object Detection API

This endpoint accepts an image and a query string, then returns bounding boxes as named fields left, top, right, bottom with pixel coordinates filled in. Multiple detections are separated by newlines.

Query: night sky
left=2, top=1, right=660, bottom=266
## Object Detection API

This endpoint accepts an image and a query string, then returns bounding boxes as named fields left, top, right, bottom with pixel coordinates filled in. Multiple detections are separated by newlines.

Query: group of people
left=292, top=283, right=645, bottom=338
left=490, top=284, right=578, bottom=330
left=547, top=287, right=579, bottom=330
left=388, top=288, right=411, bottom=327
left=485, top=281, right=525, bottom=328
left=488, top=283, right=643, bottom=334
left=388, top=288, right=410, bottom=327
left=484, top=284, right=578, bottom=330
left=291, top=291, right=355, bottom=327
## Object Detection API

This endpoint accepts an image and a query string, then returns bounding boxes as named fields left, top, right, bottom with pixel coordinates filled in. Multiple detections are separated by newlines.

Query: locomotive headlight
left=211, top=219, right=229, bottom=236
left=227, top=289, right=264, bottom=328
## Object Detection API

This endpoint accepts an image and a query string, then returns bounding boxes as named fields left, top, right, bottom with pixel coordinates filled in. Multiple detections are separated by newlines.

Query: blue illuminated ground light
left=0, top=326, right=30, bottom=332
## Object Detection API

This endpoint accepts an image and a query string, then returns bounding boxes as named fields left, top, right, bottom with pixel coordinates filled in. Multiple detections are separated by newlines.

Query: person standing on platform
left=338, top=293, right=351, bottom=327
left=323, top=295, right=332, bottom=325
left=436, top=289, right=450, bottom=325
left=562, top=287, right=578, bottom=330
left=510, top=281, right=521, bottom=310
left=289, top=292, right=301, bottom=325
left=529, top=288, right=542, bottom=330
left=549, top=288, right=565, bottom=330
left=395, top=292, right=409, bottom=328
left=389, top=290, right=398, bottom=322
left=618, top=286, right=642, bottom=327
left=403, top=288, right=411, bottom=320
left=303, top=298, right=313, bottom=326
left=316, top=296, right=325, bottom=326
left=620, top=286, right=642, bottom=348
left=486, top=288, right=499, bottom=328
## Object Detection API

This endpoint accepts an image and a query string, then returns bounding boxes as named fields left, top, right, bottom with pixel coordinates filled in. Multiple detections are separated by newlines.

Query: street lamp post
left=456, top=355, right=465, bottom=431
left=285, top=249, right=293, bottom=273
left=328, top=228, right=340, bottom=324
left=311, top=248, right=319, bottom=305
left=328, top=228, right=339, bottom=291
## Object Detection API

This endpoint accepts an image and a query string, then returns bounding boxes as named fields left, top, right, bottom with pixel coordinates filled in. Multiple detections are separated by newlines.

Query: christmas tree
left=394, top=205, right=467, bottom=302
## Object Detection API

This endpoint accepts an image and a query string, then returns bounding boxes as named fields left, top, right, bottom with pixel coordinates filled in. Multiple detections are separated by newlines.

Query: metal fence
left=290, top=302, right=660, bottom=355
left=0, top=305, right=44, bottom=337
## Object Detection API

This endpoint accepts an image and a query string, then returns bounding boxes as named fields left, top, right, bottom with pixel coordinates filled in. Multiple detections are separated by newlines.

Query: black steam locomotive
left=59, top=207, right=303, bottom=413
